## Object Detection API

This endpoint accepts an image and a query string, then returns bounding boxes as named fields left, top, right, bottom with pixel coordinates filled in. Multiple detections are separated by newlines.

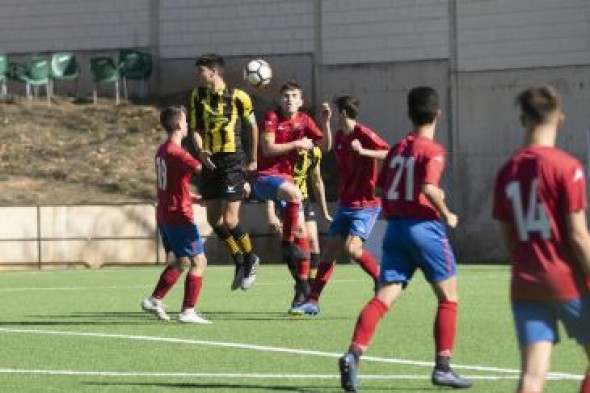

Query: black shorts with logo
left=199, top=152, right=246, bottom=201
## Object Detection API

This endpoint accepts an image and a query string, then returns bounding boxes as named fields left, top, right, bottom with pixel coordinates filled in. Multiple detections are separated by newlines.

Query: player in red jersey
left=493, top=86, right=590, bottom=393
left=141, top=106, right=211, bottom=324
left=253, top=80, right=331, bottom=303
left=338, top=87, right=471, bottom=391
left=291, top=95, right=389, bottom=316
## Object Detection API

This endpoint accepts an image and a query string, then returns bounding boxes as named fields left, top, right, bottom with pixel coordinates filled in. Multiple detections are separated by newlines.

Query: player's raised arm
left=318, top=102, right=333, bottom=152
left=350, top=139, right=388, bottom=159
left=309, top=162, right=332, bottom=221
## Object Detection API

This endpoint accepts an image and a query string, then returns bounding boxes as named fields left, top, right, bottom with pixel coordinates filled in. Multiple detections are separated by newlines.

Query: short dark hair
left=333, top=95, right=360, bottom=119
left=280, top=80, right=301, bottom=94
left=160, top=106, right=186, bottom=134
left=516, top=86, right=560, bottom=127
left=195, top=53, right=225, bottom=74
left=407, top=86, right=439, bottom=126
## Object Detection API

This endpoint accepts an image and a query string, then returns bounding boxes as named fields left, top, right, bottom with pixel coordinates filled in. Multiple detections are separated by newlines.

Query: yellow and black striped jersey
left=189, top=85, right=255, bottom=154
left=293, top=146, right=322, bottom=199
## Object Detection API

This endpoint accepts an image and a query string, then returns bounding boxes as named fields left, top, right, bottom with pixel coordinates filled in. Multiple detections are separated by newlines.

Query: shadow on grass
left=2, top=310, right=347, bottom=327
left=83, top=381, right=337, bottom=392
left=83, top=380, right=438, bottom=391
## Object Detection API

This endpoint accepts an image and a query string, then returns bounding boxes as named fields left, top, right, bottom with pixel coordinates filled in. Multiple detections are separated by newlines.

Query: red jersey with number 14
left=378, top=133, right=445, bottom=220
left=156, top=139, right=201, bottom=226
left=334, top=123, right=389, bottom=208
left=493, top=145, right=590, bottom=301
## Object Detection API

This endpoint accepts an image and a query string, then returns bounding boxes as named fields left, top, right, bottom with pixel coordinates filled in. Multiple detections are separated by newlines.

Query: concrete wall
left=0, top=0, right=151, bottom=53
left=321, top=0, right=449, bottom=65
left=456, top=0, right=590, bottom=71
left=159, top=0, right=315, bottom=59
left=454, top=65, right=590, bottom=260
left=0, top=202, right=334, bottom=268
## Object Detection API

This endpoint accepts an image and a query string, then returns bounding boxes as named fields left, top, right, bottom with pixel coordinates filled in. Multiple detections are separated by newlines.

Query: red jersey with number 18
left=378, top=133, right=445, bottom=220
left=156, top=140, right=201, bottom=226
left=493, top=145, right=590, bottom=301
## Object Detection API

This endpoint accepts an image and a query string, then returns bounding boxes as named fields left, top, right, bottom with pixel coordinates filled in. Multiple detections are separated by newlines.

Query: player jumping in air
left=189, top=53, right=260, bottom=291
left=253, top=80, right=330, bottom=307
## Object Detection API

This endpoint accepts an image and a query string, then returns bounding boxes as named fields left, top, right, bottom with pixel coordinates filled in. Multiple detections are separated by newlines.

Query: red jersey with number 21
left=156, top=140, right=201, bottom=226
left=378, top=133, right=445, bottom=220
left=493, top=145, right=590, bottom=301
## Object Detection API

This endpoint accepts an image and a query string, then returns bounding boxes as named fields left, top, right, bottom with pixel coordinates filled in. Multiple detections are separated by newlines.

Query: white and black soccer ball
left=244, top=59, right=272, bottom=88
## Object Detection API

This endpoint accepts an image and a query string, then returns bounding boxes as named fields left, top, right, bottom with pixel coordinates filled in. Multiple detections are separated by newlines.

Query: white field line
left=0, top=368, right=577, bottom=381
left=0, top=273, right=512, bottom=293
left=0, top=327, right=582, bottom=380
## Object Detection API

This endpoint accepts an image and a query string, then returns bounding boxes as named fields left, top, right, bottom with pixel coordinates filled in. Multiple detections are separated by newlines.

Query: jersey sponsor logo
left=205, top=107, right=229, bottom=125
left=226, top=185, right=236, bottom=193
left=573, top=168, right=584, bottom=182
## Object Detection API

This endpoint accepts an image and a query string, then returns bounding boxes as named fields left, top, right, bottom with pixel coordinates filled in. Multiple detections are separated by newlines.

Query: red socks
left=435, top=300, right=458, bottom=356
left=581, top=372, right=590, bottom=393
left=282, top=201, right=300, bottom=242
left=354, top=250, right=379, bottom=280
left=295, top=236, right=311, bottom=279
left=182, top=273, right=203, bottom=310
left=351, top=297, right=389, bottom=349
left=152, top=266, right=181, bottom=299
left=308, top=261, right=335, bottom=302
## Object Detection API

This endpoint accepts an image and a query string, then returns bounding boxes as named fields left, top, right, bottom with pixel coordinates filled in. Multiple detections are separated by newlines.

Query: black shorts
left=302, top=199, right=316, bottom=222
left=200, top=153, right=246, bottom=201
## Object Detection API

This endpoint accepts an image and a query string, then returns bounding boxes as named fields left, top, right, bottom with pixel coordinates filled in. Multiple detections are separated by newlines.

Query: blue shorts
left=329, top=205, right=380, bottom=241
left=253, top=175, right=287, bottom=201
left=512, top=295, right=590, bottom=347
left=380, top=218, right=456, bottom=285
left=158, top=223, right=204, bottom=258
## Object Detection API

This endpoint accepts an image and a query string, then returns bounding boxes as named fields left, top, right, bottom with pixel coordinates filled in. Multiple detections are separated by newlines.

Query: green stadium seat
left=90, top=56, right=122, bottom=105
left=50, top=52, right=79, bottom=96
left=118, top=49, right=152, bottom=98
left=7, top=56, right=52, bottom=105
left=0, top=53, right=7, bottom=99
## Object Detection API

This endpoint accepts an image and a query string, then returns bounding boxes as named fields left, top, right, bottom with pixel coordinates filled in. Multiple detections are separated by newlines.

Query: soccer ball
left=244, top=59, right=272, bottom=87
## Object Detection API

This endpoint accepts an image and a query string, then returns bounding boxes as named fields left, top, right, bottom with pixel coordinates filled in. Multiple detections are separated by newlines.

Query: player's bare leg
left=339, top=282, right=403, bottom=392
left=517, top=342, right=552, bottom=393
left=345, top=234, right=379, bottom=290
left=305, top=219, right=320, bottom=284
left=431, top=276, right=471, bottom=388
